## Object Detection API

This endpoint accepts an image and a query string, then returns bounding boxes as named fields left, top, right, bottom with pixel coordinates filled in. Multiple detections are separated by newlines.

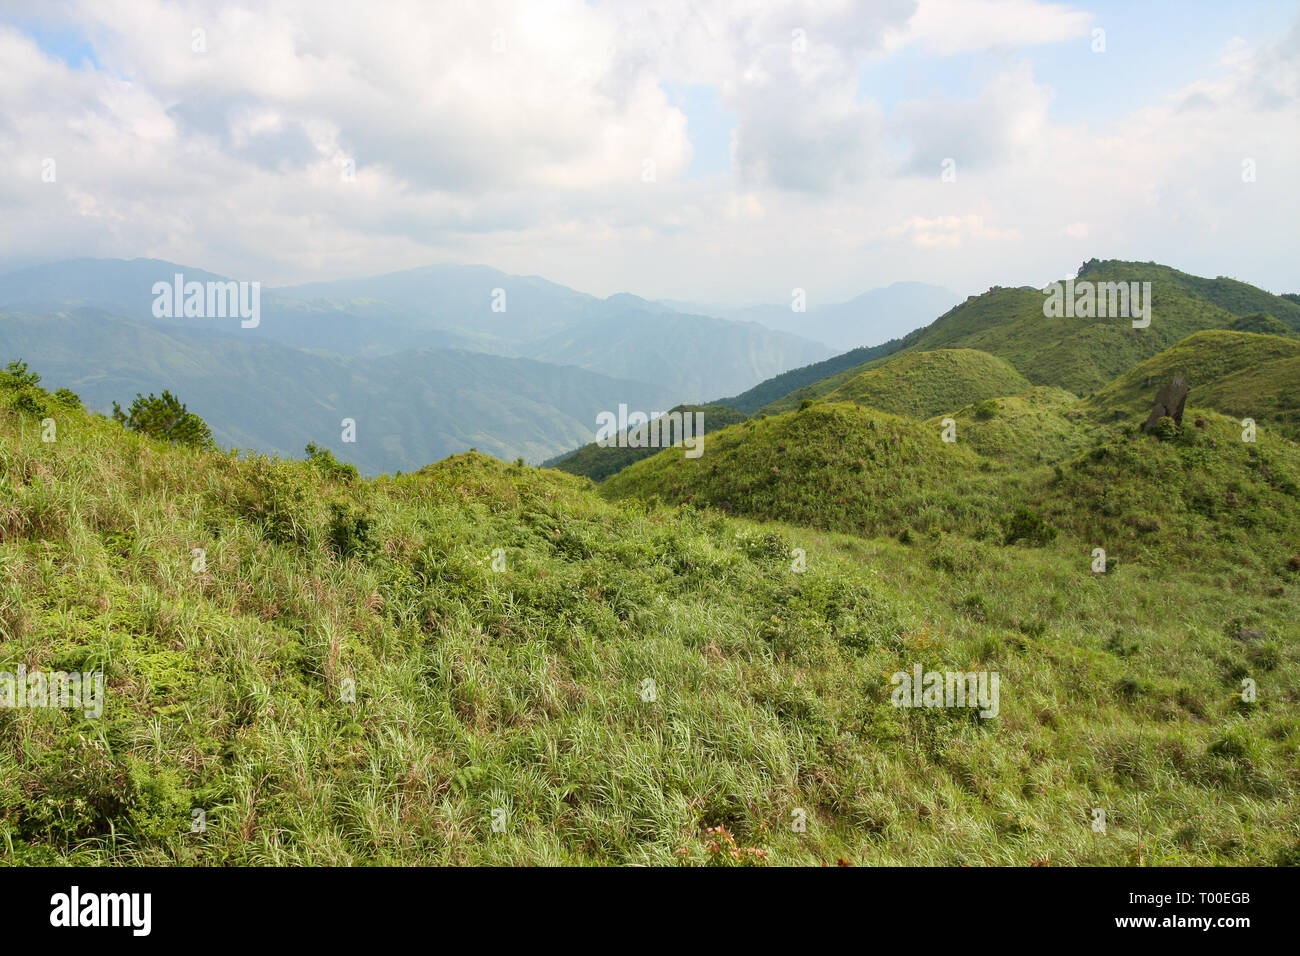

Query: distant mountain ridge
left=0, top=307, right=678, bottom=474
left=0, top=258, right=833, bottom=401
left=0, top=257, right=841, bottom=473
left=553, top=258, right=1300, bottom=483
left=662, top=280, right=961, bottom=351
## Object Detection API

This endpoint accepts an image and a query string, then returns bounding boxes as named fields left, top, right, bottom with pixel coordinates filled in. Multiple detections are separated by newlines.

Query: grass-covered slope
left=930, top=387, right=1088, bottom=467
left=543, top=403, right=746, bottom=482
left=605, top=399, right=1300, bottom=578
left=818, top=349, right=1031, bottom=420
left=603, top=402, right=1006, bottom=538
left=745, top=260, right=1296, bottom=412
left=1032, top=412, right=1300, bottom=574
left=1081, top=330, right=1300, bottom=439
left=717, top=336, right=908, bottom=414
left=2, top=363, right=1298, bottom=866
left=1229, top=312, right=1296, bottom=336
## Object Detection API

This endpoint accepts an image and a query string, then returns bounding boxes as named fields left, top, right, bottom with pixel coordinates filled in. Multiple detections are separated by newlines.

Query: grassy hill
left=930, top=387, right=1089, bottom=467
left=1, top=362, right=1298, bottom=866
left=817, top=349, right=1031, bottom=420
left=604, top=402, right=1011, bottom=539
left=1081, top=330, right=1300, bottom=440
left=604, top=398, right=1300, bottom=579
left=1031, top=412, right=1300, bottom=574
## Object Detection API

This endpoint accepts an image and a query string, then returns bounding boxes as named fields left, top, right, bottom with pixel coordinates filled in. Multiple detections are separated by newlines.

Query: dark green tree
left=2, top=360, right=41, bottom=388
left=112, top=391, right=214, bottom=448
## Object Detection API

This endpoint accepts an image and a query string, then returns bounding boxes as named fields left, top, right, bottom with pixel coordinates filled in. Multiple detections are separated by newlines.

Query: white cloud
left=0, top=1, right=1295, bottom=305
left=884, top=0, right=1091, bottom=56
left=888, top=213, right=1021, bottom=247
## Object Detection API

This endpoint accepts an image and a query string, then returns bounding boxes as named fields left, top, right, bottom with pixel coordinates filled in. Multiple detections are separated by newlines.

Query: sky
left=1, top=0, right=1297, bottom=305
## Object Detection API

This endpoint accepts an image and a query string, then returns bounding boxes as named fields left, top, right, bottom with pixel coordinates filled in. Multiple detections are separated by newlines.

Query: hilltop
left=814, top=349, right=1031, bottom=420
left=1081, top=330, right=1300, bottom=441
left=740, top=260, right=1299, bottom=418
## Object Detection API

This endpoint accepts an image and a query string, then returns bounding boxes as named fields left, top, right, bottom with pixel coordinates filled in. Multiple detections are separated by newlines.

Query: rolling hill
left=602, top=402, right=1000, bottom=539
left=1081, top=329, right=1300, bottom=440
left=603, top=396, right=1300, bottom=576
left=807, top=348, right=1031, bottom=420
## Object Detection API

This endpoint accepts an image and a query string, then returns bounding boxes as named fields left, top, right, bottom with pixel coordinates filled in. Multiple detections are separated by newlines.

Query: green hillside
left=1229, top=312, right=1296, bottom=336
left=930, top=387, right=1088, bottom=467
left=903, top=267, right=1227, bottom=394
left=1199, top=357, right=1300, bottom=441
left=1081, top=330, right=1300, bottom=440
left=2, top=360, right=1299, bottom=866
left=745, top=260, right=1298, bottom=414
left=604, top=402, right=1008, bottom=539
left=1031, top=412, right=1300, bottom=573
left=604, top=398, right=1300, bottom=577
left=818, top=349, right=1031, bottom=420
left=718, top=336, right=907, bottom=414
left=1164, top=274, right=1300, bottom=331
left=544, top=403, right=747, bottom=481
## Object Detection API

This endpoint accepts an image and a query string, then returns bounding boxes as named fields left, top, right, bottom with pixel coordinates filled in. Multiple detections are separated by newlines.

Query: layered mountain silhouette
left=0, top=258, right=838, bottom=472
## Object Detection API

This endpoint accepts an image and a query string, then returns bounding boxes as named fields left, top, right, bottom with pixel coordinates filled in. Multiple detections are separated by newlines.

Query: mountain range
left=549, top=259, right=1300, bottom=480
left=0, top=258, right=856, bottom=472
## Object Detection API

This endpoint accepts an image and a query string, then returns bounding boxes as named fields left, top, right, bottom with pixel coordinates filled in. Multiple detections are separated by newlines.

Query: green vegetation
left=1229, top=312, right=1295, bottom=336
left=604, top=402, right=1001, bottom=538
left=1081, top=330, right=1300, bottom=440
left=4, top=253, right=1300, bottom=870
left=546, top=404, right=746, bottom=482
left=818, top=349, right=1031, bottom=420
left=747, top=260, right=1300, bottom=410
left=112, top=391, right=215, bottom=449
left=717, top=336, right=907, bottom=414
left=606, top=396, right=1300, bottom=578
left=931, top=387, right=1086, bottom=467
left=2, top=365, right=1296, bottom=866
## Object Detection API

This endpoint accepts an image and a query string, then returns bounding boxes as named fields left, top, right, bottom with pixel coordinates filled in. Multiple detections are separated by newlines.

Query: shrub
left=1002, top=507, right=1057, bottom=546
left=9, top=390, right=46, bottom=416
left=305, top=442, right=359, bottom=483
left=326, top=497, right=374, bottom=559
left=225, top=457, right=314, bottom=545
left=51, top=388, right=82, bottom=409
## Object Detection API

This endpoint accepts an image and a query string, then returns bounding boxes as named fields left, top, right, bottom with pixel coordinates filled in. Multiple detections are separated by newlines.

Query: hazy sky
left=2, top=0, right=1297, bottom=304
